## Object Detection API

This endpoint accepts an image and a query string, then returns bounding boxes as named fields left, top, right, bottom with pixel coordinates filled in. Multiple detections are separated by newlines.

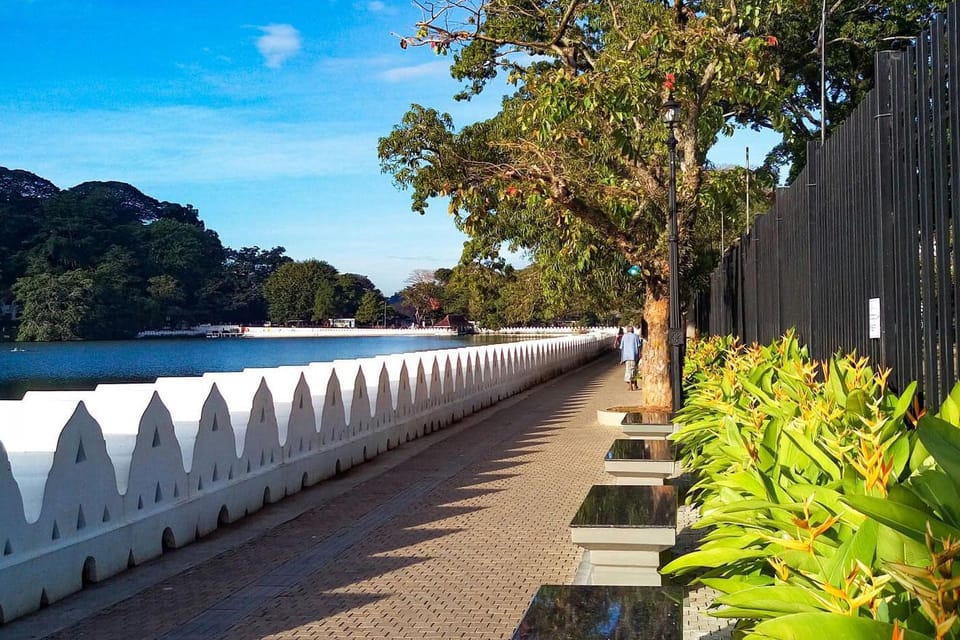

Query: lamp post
left=663, top=93, right=684, bottom=415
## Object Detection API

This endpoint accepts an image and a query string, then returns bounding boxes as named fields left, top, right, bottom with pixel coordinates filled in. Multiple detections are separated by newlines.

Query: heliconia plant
left=663, top=330, right=960, bottom=639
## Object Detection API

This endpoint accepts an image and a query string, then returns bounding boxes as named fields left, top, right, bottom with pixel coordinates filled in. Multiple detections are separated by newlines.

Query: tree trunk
left=640, top=293, right=671, bottom=411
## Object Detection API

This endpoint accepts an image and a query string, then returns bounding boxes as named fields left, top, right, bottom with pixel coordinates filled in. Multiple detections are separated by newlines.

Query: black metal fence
left=708, top=5, right=960, bottom=408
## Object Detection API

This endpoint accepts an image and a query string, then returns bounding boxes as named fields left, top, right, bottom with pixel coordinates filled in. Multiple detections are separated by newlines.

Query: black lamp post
left=663, top=93, right=684, bottom=415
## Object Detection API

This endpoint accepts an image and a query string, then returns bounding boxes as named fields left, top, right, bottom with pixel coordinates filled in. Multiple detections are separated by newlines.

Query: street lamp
left=663, top=93, right=684, bottom=415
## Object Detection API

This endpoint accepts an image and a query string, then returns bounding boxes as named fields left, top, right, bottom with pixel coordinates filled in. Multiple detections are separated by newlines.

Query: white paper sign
left=869, top=298, right=881, bottom=339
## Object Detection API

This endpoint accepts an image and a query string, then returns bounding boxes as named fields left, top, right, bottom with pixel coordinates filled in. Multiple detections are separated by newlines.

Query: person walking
left=619, top=326, right=641, bottom=391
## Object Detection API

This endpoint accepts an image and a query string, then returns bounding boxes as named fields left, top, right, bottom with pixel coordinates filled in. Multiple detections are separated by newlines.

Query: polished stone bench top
left=512, top=585, right=683, bottom=639
left=570, top=485, right=677, bottom=529
left=621, top=410, right=672, bottom=425
left=605, top=439, right=675, bottom=461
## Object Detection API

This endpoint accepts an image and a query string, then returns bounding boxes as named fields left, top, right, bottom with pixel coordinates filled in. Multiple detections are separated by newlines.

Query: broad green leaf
left=939, top=394, right=959, bottom=425
left=716, top=471, right=767, bottom=498
left=742, top=376, right=778, bottom=409
left=825, top=359, right=848, bottom=405
left=876, top=520, right=929, bottom=565
left=846, top=389, right=868, bottom=417
left=716, top=586, right=828, bottom=618
left=661, top=547, right=770, bottom=574
left=700, top=576, right=773, bottom=594
left=888, top=433, right=911, bottom=479
left=747, top=612, right=931, bottom=640
left=823, top=518, right=877, bottom=586
left=908, top=435, right=931, bottom=474
left=902, top=470, right=960, bottom=528
left=781, top=427, right=841, bottom=481
left=844, top=495, right=960, bottom=543
left=917, top=415, right=960, bottom=484
left=892, top=381, right=918, bottom=421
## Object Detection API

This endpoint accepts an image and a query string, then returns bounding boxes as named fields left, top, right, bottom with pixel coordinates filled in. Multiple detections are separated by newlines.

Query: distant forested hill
left=0, top=167, right=290, bottom=340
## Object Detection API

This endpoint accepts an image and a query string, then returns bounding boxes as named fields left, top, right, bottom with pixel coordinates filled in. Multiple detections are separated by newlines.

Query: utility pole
left=820, top=0, right=827, bottom=144
left=745, top=146, right=751, bottom=230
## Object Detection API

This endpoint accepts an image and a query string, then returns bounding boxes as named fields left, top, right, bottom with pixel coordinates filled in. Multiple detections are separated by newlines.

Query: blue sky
left=0, top=1, right=778, bottom=296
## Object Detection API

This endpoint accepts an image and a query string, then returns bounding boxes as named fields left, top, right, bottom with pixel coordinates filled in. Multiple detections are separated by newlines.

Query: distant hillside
left=0, top=167, right=59, bottom=201
left=0, top=167, right=286, bottom=340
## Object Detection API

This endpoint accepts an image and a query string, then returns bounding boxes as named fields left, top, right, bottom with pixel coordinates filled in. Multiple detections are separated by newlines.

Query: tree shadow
left=35, top=358, right=616, bottom=640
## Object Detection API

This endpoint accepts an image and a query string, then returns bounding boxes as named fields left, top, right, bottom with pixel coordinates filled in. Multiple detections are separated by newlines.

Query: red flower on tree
left=664, top=72, right=676, bottom=91
left=505, top=185, right=519, bottom=197
left=766, top=35, right=778, bottom=47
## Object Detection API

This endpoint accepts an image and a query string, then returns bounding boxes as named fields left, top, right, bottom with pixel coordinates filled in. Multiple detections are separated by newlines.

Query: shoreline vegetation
left=134, top=325, right=588, bottom=339
left=1, top=167, right=615, bottom=344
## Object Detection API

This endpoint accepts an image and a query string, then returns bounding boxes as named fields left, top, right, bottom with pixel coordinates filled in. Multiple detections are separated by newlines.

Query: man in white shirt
left=619, top=326, right=641, bottom=391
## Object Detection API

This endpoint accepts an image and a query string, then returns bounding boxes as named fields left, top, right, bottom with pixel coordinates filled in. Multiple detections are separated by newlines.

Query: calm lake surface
left=0, top=335, right=522, bottom=400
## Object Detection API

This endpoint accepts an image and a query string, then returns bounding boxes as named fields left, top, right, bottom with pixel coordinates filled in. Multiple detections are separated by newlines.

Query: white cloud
left=255, top=24, right=302, bottom=69
left=368, top=1, right=386, bottom=11
left=378, top=60, right=449, bottom=82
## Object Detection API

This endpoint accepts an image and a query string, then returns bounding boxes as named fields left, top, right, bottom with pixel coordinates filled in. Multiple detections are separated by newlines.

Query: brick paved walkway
left=5, top=356, right=731, bottom=640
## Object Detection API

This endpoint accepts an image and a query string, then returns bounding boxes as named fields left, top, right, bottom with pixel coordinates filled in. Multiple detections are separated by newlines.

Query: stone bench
left=604, top=439, right=676, bottom=485
left=512, top=584, right=683, bottom=639
left=596, top=407, right=676, bottom=439
left=570, top=484, right=676, bottom=586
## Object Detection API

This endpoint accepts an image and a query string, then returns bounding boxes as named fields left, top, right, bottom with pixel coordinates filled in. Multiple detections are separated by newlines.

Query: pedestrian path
left=4, top=357, right=729, bottom=640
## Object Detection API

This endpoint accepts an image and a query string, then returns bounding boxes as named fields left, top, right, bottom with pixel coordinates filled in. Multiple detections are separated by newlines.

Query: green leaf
left=892, top=381, right=918, bottom=421
left=917, top=415, right=960, bottom=485
left=825, top=359, right=848, bottom=405
left=781, top=427, right=841, bottom=481
left=844, top=495, right=960, bottom=543
left=888, top=434, right=911, bottom=479
left=716, top=471, right=768, bottom=498
left=906, top=469, right=960, bottom=527
left=747, top=613, right=931, bottom=640
left=700, top=575, right=773, bottom=594
left=846, top=389, right=868, bottom=416
left=661, top=547, right=770, bottom=574
left=823, top=518, right=877, bottom=586
left=717, top=586, right=828, bottom=617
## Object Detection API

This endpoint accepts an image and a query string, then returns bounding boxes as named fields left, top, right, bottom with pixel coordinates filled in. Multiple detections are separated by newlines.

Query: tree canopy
left=1, top=167, right=359, bottom=340
left=380, top=0, right=945, bottom=407
left=380, top=0, right=789, bottom=407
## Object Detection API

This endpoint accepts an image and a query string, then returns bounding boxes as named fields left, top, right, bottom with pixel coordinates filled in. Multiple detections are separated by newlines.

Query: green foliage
left=333, top=274, right=378, bottom=318
left=382, top=1, right=795, bottom=297
left=263, top=260, right=339, bottom=325
left=212, top=246, right=293, bottom=324
left=760, top=0, right=949, bottom=179
left=666, top=332, right=935, bottom=636
left=670, top=333, right=960, bottom=639
left=355, top=290, right=393, bottom=327
left=13, top=271, right=94, bottom=341
left=1, top=168, right=295, bottom=339
left=398, top=271, right=444, bottom=327
left=382, top=0, right=794, bottom=406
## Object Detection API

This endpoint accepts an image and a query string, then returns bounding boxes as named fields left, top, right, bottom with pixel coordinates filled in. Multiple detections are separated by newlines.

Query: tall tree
left=758, top=0, right=948, bottom=178
left=141, top=218, right=226, bottom=316
left=211, top=246, right=291, bottom=324
left=263, top=260, right=339, bottom=325
left=333, top=273, right=378, bottom=318
left=355, top=290, right=394, bottom=327
left=381, top=0, right=788, bottom=407
left=399, top=270, right=443, bottom=326
left=13, top=271, right=94, bottom=341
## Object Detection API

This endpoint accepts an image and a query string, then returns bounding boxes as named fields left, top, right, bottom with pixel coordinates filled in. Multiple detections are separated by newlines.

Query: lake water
left=0, top=335, right=522, bottom=400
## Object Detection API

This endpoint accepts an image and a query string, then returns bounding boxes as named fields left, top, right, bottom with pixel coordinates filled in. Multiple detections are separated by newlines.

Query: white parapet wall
left=0, top=331, right=612, bottom=624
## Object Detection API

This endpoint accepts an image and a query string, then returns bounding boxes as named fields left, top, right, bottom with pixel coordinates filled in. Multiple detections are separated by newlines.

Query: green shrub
left=664, top=330, right=955, bottom=639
